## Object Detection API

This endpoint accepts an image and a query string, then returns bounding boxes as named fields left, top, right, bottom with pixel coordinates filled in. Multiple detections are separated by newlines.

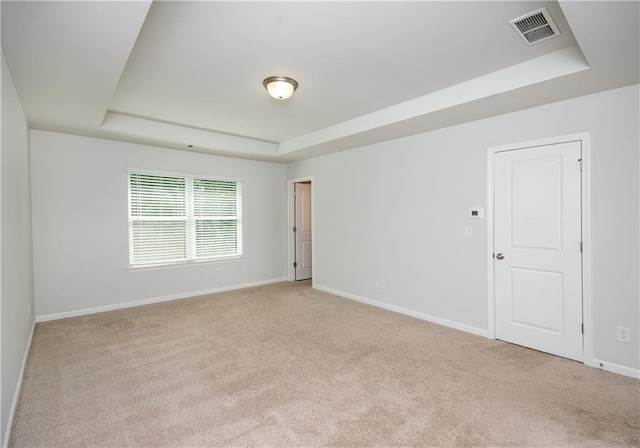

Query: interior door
left=494, top=141, right=583, bottom=361
left=294, top=182, right=312, bottom=280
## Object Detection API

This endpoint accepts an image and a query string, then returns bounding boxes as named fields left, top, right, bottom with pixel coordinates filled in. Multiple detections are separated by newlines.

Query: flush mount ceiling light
left=263, top=76, right=298, bottom=100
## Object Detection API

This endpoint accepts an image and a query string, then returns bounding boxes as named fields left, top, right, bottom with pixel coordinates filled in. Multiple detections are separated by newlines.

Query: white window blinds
left=129, top=172, right=242, bottom=266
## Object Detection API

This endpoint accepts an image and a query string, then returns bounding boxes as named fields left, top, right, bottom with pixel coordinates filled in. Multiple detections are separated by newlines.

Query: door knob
left=496, top=253, right=505, bottom=260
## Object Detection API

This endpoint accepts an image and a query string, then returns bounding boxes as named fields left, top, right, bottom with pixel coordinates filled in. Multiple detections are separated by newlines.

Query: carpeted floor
left=9, top=281, right=640, bottom=447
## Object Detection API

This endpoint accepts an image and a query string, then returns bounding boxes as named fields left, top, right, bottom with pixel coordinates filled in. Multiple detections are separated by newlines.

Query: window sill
left=128, top=255, right=245, bottom=272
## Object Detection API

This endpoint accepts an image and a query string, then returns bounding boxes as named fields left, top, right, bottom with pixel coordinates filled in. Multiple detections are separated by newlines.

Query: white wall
left=30, top=131, right=287, bottom=318
left=1, top=51, right=34, bottom=445
left=287, top=84, right=640, bottom=374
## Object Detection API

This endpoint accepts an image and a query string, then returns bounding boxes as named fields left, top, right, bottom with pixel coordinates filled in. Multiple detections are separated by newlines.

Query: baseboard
left=36, top=277, right=287, bottom=322
left=2, top=319, right=35, bottom=448
left=314, top=284, right=489, bottom=338
left=586, top=358, right=640, bottom=379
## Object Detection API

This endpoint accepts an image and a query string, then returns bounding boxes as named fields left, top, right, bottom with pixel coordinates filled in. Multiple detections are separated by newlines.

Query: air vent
left=510, top=7, right=560, bottom=46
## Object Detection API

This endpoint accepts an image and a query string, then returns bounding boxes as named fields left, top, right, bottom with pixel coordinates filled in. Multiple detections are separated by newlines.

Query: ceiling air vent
left=510, top=7, right=560, bottom=46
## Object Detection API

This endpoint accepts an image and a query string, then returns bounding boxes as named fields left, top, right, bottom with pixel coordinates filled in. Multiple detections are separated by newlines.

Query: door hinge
left=293, top=226, right=297, bottom=232
left=578, top=159, right=583, bottom=171
left=293, top=262, right=297, bottom=268
left=293, top=190, right=297, bottom=197
left=581, top=323, right=584, bottom=334
left=580, top=241, right=583, bottom=253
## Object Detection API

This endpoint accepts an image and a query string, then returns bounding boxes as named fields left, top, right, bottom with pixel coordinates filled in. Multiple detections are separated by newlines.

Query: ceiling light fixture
left=263, top=76, right=298, bottom=100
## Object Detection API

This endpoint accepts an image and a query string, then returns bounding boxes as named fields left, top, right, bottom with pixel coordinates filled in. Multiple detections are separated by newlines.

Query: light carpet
left=9, top=281, right=640, bottom=447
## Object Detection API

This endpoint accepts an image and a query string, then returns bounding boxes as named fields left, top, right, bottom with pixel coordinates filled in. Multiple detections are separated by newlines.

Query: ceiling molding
left=102, top=45, right=589, bottom=161
left=277, top=45, right=589, bottom=156
left=2, top=1, right=637, bottom=163
left=102, top=113, right=278, bottom=158
left=1, top=1, right=152, bottom=129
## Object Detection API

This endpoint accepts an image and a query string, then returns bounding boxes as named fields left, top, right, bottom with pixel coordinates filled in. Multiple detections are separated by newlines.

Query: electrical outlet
left=380, top=279, right=386, bottom=289
left=27, top=303, right=31, bottom=316
left=617, top=326, right=630, bottom=343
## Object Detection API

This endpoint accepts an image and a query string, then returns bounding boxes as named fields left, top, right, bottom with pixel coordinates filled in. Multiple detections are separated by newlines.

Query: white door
left=494, top=141, right=583, bottom=361
left=294, top=182, right=312, bottom=280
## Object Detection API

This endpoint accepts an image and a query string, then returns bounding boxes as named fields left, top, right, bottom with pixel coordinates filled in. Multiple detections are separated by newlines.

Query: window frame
left=127, top=168, right=243, bottom=269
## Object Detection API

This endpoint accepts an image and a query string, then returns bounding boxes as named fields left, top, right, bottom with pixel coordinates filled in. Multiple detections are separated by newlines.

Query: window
left=128, top=171, right=242, bottom=266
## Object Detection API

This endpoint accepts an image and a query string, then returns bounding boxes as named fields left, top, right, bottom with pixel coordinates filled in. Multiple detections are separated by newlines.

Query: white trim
left=3, top=320, right=36, bottom=448
left=315, top=284, right=489, bottom=338
left=128, top=255, right=245, bottom=272
left=486, top=147, right=496, bottom=339
left=128, top=172, right=244, bottom=267
left=286, top=177, right=314, bottom=286
left=585, top=358, right=640, bottom=380
left=486, top=133, right=592, bottom=361
left=579, top=137, right=594, bottom=366
left=35, top=277, right=286, bottom=322
left=486, top=133, right=590, bottom=154
left=126, top=167, right=243, bottom=184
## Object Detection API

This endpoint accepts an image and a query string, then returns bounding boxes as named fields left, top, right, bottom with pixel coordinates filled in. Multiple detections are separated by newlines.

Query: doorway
left=487, top=134, right=592, bottom=363
left=288, top=178, right=313, bottom=282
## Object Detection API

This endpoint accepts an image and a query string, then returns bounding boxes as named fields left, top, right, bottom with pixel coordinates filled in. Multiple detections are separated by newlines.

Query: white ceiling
left=2, top=1, right=638, bottom=162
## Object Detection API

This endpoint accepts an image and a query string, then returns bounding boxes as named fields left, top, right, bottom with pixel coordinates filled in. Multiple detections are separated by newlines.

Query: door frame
left=287, top=177, right=314, bottom=283
left=486, top=133, right=592, bottom=365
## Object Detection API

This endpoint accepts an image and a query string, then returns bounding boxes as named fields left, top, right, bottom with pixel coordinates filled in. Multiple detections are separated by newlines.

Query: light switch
left=464, top=226, right=473, bottom=239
